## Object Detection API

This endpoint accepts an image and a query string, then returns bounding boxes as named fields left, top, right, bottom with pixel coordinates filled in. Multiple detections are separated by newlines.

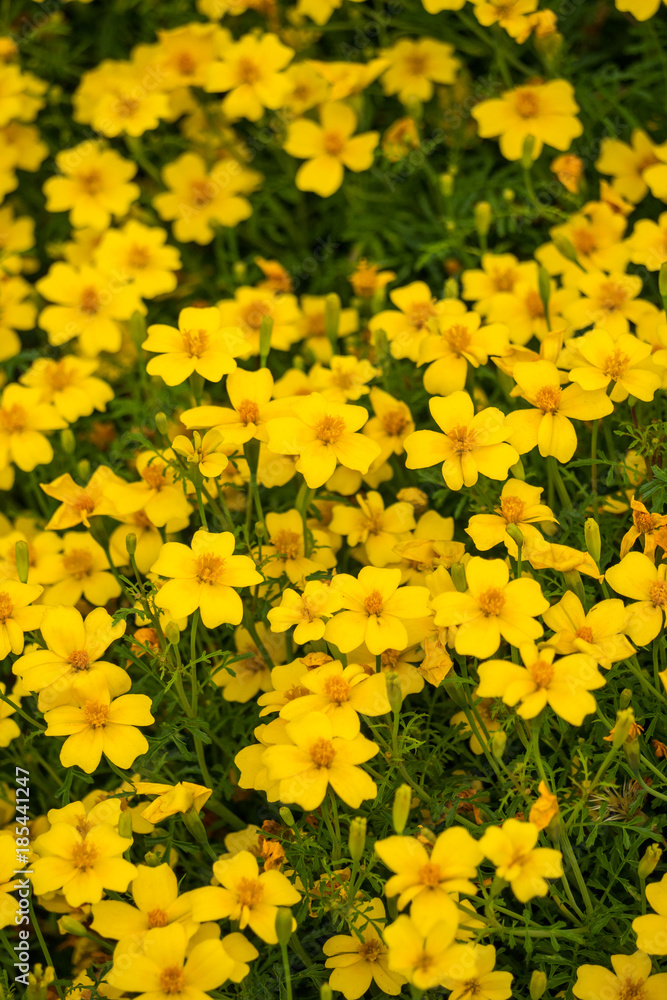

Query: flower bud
left=440, top=172, right=454, bottom=196
left=529, top=970, right=547, bottom=1000
left=521, top=135, right=536, bottom=169
left=130, top=310, right=146, bottom=346
left=275, top=906, right=293, bottom=947
left=164, top=621, right=181, bottom=646
left=553, top=235, right=580, bottom=265
left=321, top=986, right=334, bottom=1000
left=233, top=260, right=247, bottom=281
left=584, top=518, right=601, bottom=564
left=385, top=671, right=402, bottom=715
left=259, top=314, right=273, bottom=367
left=611, top=708, right=636, bottom=749
left=280, top=806, right=296, bottom=828
left=27, top=964, right=55, bottom=1000
left=77, top=458, right=90, bottom=482
left=503, top=187, right=515, bottom=202
left=182, top=805, right=210, bottom=847
left=491, top=730, right=507, bottom=760
left=58, top=916, right=88, bottom=937
left=14, top=540, right=30, bottom=584
left=623, top=735, right=641, bottom=775
left=451, top=562, right=467, bottom=593
left=125, top=532, right=137, bottom=558
left=325, top=293, right=341, bottom=351
left=255, top=521, right=266, bottom=541
left=118, top=808, right=134, bottom=840
left=620, top=689, right=632, bottom=710
left=60, top=428, right=76, bottom=455
left=509, top=458, right=525, bottom=480
left=474, top=201, right=492, bottom=239
left=538, top=265, right=551, bottom=317
left=562, top=570, right=586, bottom=606
left=155, top=411, right=169, bottom=437
left=372, top=327, right=389, bottom=355
left=443, top=277, right=459, bottom=299
left=638, top=844, right=662, bottom=880
left=144, top=850, right=164, bottom=867
left=506, top=523, right=524, bottom=550
left=348, top=816, right=367, bottom=862
left=392, top=784, right=412, bottom=835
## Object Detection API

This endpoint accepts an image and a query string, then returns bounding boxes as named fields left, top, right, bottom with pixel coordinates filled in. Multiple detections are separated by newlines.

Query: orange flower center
left=525, top=290, right=544, bottom=318
left=529, top=659, right=555, bottom=688
left=182, top=328, right=209, bottom=357
left=404, top=52, right=428, bottom=75
left=534, top=385, right=561, bottom=413
left=309, top=737, right=336, bottom=767
left=381, top=648, right=400, bottom=668
left=618, top=979, right=648, bottom=1000
left=142, top=464, right=168, bottom=489
left=83, top=700, right=111, bottom=728
left=415, top=951, right=435, bottom=973
left=381, top=409, right=408, bottom=436
left=68, top=650, right=90, bottom=671
left=598, top=281, right=628, bottom=311
left=443, top=323, right=472, bottom=355
left=236, top=875, right=264, bottom=908
left=78, top=169, right=103, bottom=194
left=237, top=399, right=260, bottom=425
left=0, top=592, right=14, bottom=623
left=0, top=402, right=27, bottom=433
left=447, top=424, right=476, bottom=454
left=315, top=414, right=346, bottom=444
left=147, top=907, right=169, bottom=928
left=80, top=287, right=101, bottom=315
left=574, top=625, right=594, bottom=643
left=323, top=131, right=345, bottom=156
left=364, top=589, right=384, bottom=615
left=240, top=299, right=272, bottom=330
left=127, top=243, right=152, bottom=268
left=284, top=684, right=310, bottom=701
left=571, top=228, right=596, bottom=255
left=634, top=510, right=656, bottom=534
left=71, top=840, right=99, bottom=871
left=237, top=57, right=261, bottom=83
left=46, top=362, right=75, bottom=391
left=515, top=89, right=540, bottom=118
left=73, top=493, right=97, bottom=514
left=408, top=300, right=435, bottom=327
left=478, top=587, right=506, bottom=616
left=114, top=95, right=140, bottom=118
left=63, top=549, right=94, bottom=579
left=176, top=52, right=196, bottom=75
left=418, top=861, right=442, bottom=887
left=273, top=529, right=302, bottom=559
left=500, top=495, right=525, bottom=523
left=493, top=268, right=517, bottom=291
left=459, top=978, right=483, bottom=998
left=190, top=179, right=216, bottom=207
left=649, top=580, right=667, bottom=607
left=323, top=676, right=350, bottom=704
left=159, top=966, right=186, bottom=995
left=358, top=939, right=383, bottom=962
left=602, top=349, right=630, bottom=380
left=196, top=553, right=226, bottom=584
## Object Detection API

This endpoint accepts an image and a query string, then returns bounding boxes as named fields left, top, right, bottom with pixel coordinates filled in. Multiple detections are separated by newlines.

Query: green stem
left=547, top=457, right=572, bottom=510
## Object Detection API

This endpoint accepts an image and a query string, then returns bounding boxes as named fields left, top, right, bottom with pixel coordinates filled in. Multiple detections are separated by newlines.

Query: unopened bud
left=474, top=201, right=492, bottom=239
left=255, top=522, right=266, bottom=541
left=563, top=570, right=586, bottom=606
left=59, top=916, right=88, bottom=937
left=529, top=970, right=547, bottom=1000
left=181, top=804, right=209, bottom=846
left=60, top=428, right=76, bottom=454
left=619, top=689, right=632, bottom=710
left=611, top=708, right=635, bottom=750
left=443, top=277, right=459, bottom=299
left=259, top=314, right=273, bottom=367
left=125, top=532, right=137, bottom=558
left=77, top=458, right=90, bottom=481
left=348, top=816, right=367, bottom=862
left=392, top=784, right=412, bottom=835
left=118, top=809, right=134, bottom=840
left=506, top=523, right=524, bottom=549
left=451, top=562, right=467, bottom=593
left=233, top=260, right=247, bottom=281
left=275, top=906, right=293, bottom=947
left=509, top=458, right=525, bottom=480
left=164, top=621, right=181, bottom=646
left=321, top=985, right=334, bottom=1000
left=144, top=850, right=163, bottom=867
left=325, top=293, right=341, bottom=350
left=638, top=844, right=662, bottom=880
left=385, top=671, right=402, bottom=715
left=155, top=412, right=169, bottom=436
left=440, top=172, right=454, bottom=196
left=373, top=327, right=389, bottom=355
left=26, top=964, right=55, bottom=1000
left=491, top=730, right=507, bottom=760
left=584, top=518, right=601, bottom=564
left=538, top=265, right=551, bottom=319
left=14, top=540, right=30, bottom=584
left=280, top=806, right=296, bottom=828
left=521, top=135, right=536, bottom=169
left=553, top=235, right=580, bottom=265
left=503, top=187, right=515, bottom=202
left=624, top=735, right=641, bottom=775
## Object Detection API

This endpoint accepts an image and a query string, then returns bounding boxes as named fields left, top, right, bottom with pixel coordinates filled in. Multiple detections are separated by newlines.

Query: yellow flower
left=153, top=152, right=261, bottom=244
left=621, top=498, right=667, bottom=561
left=405, top=391, right=518, bottom=491
left=20, top=356, right=113, bottom=423
left=506, top=360, right=613, bottom=463
left=205, top=32, right=294, bottom=122
left=480, top=818, right=563, bottom=901
left=573, top=951, right=667, bottom=999
left=325, top=566, right=431, bottom=655
left=568, top=330, right=663, bottom=402
left=285, top=101, right=379, bottom=197
left=330, top=492, right=415, bottom=567
left=90, top=67, right=170, bottom=138
left=151, top=529, right=263, bottom=627
left=172, top=429, right=230, bottom=479
left=375, top=827, right=484, bottom=928
left=441, top=944, right=514, bottom=1000
left=267, top=392, right=381, bottom=489
left=143, top=307, right=241, bottom=386
left=92, top=863, right=197, bottom=941
left=0, top=833, right=25, bottom=928
left=370, top=281, right=444, bottom=362
left=543, top=592, right=634, bottom=668
left=182, top=367, right=284, bottom=445
left=104, top=449, right=192, bottom=529
left=615, top=0, right=665, bottom=20
left=267, top=581, right=343, bottom=644
left=40, top=468, right=119, bottom=531
left=565, top=270, right=648, bottom=336
left=262, top=710, right=378, bottom=809
left=43, top=141, right=140, bottom=228
left=432, top=556, right=548, bottom=658
left=44, top=675, right=154, bottom=773
left=472, top=0, right=538, bottom=37
left=418, top=301, right=510, bottom=395
left=0, top=579, right=44, bottom=658
left=219, top=286, right=301, bottom=355
left=537, top=203, right=629, bottom=278
left=462, top=253, right=523, bottom=310
left=521, top=535, right=603, bottom=580
left=95, top=220, right=182, bottom=298
left=279, top=659, right=391, bottom=738
left=528, top=781, right=559, bottom=832
left=136, top=781, right=213, bottom=824
left=310, top=356, right=377, bottom=403
left=606, top=551, right=667, bottom=645
left=0, top=680, right=21, bottom=747
left=450, top=694, right=502, bottom=755
left=323, top=898, right=406, bottom=999
left=0, top=276, right=36, bottom=361
left=595, top=128, right=667, bottom=202
left=298, top=299, right=359, bottom=362
left=383, top=912, right=461, bottom=991
left=349, top=259, right=396, bottom=299
left=472, top=80, right=582, bottom=161
left=13, top=605, right=128, bottom=712
left=551, top=153, right=584, bottom=193
left=477, top=641, right=605, bottom=725
left=363, top=388, right=415, bottom=465
left=0, top=383, right=66, bottom=472
left=627, top=212, right=667, bottom=272
left=466, top=479, right=557, bottom=556
left=633, top=874, right=667, bottom=954
left=261, top=508, right=335, bottom=583
left=31, top=821, right=136, bottom=906
left=380, top=38, right=459, bottom=103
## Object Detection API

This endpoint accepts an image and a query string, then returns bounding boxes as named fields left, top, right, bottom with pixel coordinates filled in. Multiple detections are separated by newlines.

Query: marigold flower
left=480, top=818, right=563, bottom=901
left=477, top=641, right=605, bottom=725
left=633, top=874, right=667, bottom=954
left=573, top=950, right=667, bottom=999
left=380, top=38, right=459, bottom=103
left=551, top=153, right=584, bottom=193
left=363, top=388, right=415, bottom=464
left=143, top=307, right=241, bottom=385
left=472, top=80, right=582, bottom=161
left=92, top=863, right=197, bottom=941
left=0, top=383, right=67, bottom=473
left=0, top=276, right=36, bottom=361
left=529, top=781, right=559, bottom=831
left=595, top=128, right=666, bottom=203
left=0, top=834, right=26, bottom=927
left=0, top=579, right=44, bottom=658
left=136, top=781, right=213, bottom=824
left=543, top=592, right=634, bottom=668
left=182, top=367, right=284, bottom=445
left=42, top=141, right=140, bottom=229
left=568, top=329, right=663, bottom=401
left=40, top=468, right=119, bottom=531
left=206, top=32, right=294, bottom=121
left=615, top=0, right=666, bottom=21
left=370, top=281, right=445, bottom=362
left=212, top=623, right=282, bottom=703
left=441, top=944, right=514, bottom=1000
left=466, top=479, right=557, bottom=556
left=383, top=912, right=462, bottom=990
left=31, top=822, right=136, bottom=906
left=349, top=259, right=396, bottom=299
left=151, top=529, right=263, bottom=628
left=104, top=450, right=192, bottom=529
left=261, top=508, right=336, bottom=584
left=330, top=492, right=415, bottom=567
left=268, top=581, right=342, bottom=645
left=284, top=101, right=379, bottom=197
left=20, top=356, right=113, bottom=423
left=606, top=551, right=667, bottom=645
left=418, top=301, right=510, bottom=395
left=280, top=660, right=391, bottom=738
left=323, top=898, right=406, bottom=999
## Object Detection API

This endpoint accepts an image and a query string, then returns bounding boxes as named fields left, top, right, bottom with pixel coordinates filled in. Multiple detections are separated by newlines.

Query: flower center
left=574, top=625, right=594, bottom=643
left=79, top=287, right=101, bottom=315
left=358, top=939, right=383, bottom=962
left=237, top=399, right=260, bottom=425
left=0, top=592, right=14, bottom=623
left=408, top=301, right=435, bottom=327
left=46, top=362, right=75, bottom=391
left=147, top=907, right=169, bottom=928
left=618, top=979, right=648, bottom=1000
left=315, top=414, right=346, bottom=444
left=284, top=684, right=310, bottom=701
left=273, top=529, right=302, bottom=559
left=364, top=589, right=384, bottom=615
left=114, top=94, right=140, bottom=118
left=634, top=511, right=656, bottom=534
left=68, top=650, right=90, bottom=671
left=323, top=676, right=350, bottom=704
left=71, top=840, right=99, bottom=871
left=529, top=659, right=555, bottom=688
left=525, top=290, right=544, bottom=318
left=602, top=350, right=630, bottom=380
left=447, top=424, right=476, bottom=454
left=83, top=700, right=111, bottom=728
left=478, top=587, right=506, bottom=616
left=309, top=737, right=336, bottom=767
left=493, top=267, right=517, bottom=291
left=74, top=493, right=97, bottom=514
left=190, top=179, right=216, bottom=207
left=381, top=648, right=400, bottom=668
left=598, top=281, right=628, bottom=311
left=460, top=978, right=483, bottom=998
left=323, top=131, right=345, bottom=156
left=237, top=57, right=261, bottom=84
left=404, top=52, right=428, bottom=75
left=535, top=385, right=561, bottom=413
left=443, top=323, right=472, bottom=355
left=500, top=495, right=525, bottom=523
left=571, top=227, right=596, bottom=254
left=196, top=553, right=225, bottom=584
left=0, top=402, right=27, bottom=432
left=127, top=243, right=151, bottom=268
left=240, top=299, right=272, bottom=330
left=78, top=169, right=103, bottom=194
left=159, top=967, right=186, bottom=995
left=418, top=862, right=442, bottom=887
left=415, top=951, right=435, bottom=973
left=381, top=409, right=408, bottom=436
left=515, top=89, right=540, bottom=118
left=142, top=464, right=168, bottom=489
left=63, top=549, right=94, bottom=579
left=649, top=580, right=667, bottom=607
left=182, top=328, right=209, bottom=357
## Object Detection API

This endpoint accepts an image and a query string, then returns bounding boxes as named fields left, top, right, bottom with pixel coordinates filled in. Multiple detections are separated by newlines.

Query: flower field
left=2, top=0, right=667, bottom=996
